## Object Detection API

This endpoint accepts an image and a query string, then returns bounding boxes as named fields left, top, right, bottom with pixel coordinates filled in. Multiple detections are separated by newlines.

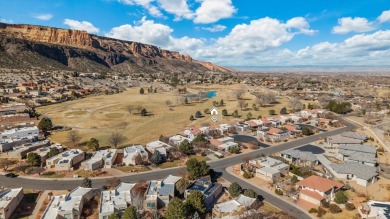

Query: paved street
left=0, top=120, right=357, bottom=219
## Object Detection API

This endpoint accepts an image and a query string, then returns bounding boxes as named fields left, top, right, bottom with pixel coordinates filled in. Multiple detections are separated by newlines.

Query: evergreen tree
left=186, top=190, right=206, bottom=214
left=87, top=138, right=100, bottom=151
left=27, top=153, right=41, bottom=167
left=228, top=182, right=243, bottom=197
left=139, top=88, right=145, bottom=94
left=179, top=140, right=193, bottom=155
left=122, top=205, right=141, bottom=219
left=165, top=198, right=188, bottom=219
left=151, top=150, right=164, bottom=164
left=47, top=147, right=60, bottom=158
left=38, top=117, right=53, bottom=132
left=81, top=177, right=92, bottom=188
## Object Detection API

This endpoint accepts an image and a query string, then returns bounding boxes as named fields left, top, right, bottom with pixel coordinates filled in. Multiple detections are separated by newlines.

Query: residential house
left=7, top=140, right=49, bottom=159
left=210, top=137, right=239, bottom=152
left=281, top=149, right=319, bottom=166
left=0, top=188, right=23, bottom=219
left=248, top=157, right=289, bottom=183
left=338, top=144, right=377, bottom=166
left=30, top=143, right=63, bottom=164
left=185, top=180, right=223, bottom=209
left=212, top=194, right=257, bottom=219
left=144, top=175, right=181, bottom=210
left=145, top=141, right=172, bottom=158
left=183, top=127, right=201, bottom=141
left=358, top=201, right=390, bottom=219
left=169, top=134, right=191, bottom=146
left=340, top=132, right=368, bottom=141
left=0, top=126, right=39, bottom=152
left=216, top=124, right=234, bottom=135
left=81, top=149, right=118, bottom=171
left=325, top=134, right=364, bottom=155
left=282, top=124, right=302, bottom=136
left=245, top=120, right=263, bottom=129
left=46, top=149, right=85, bottom=171
left=328, top=162, right=378, bottom=187
left=123, top=145, right=149, bottom=166
left=41, top=187, right=93, bottom=219
left=257, top=128, right=291, bottom=143
left=99, top=183, right=136, bottom=219
left=236, top=123, right=249, bottom=133
left=296, top=175, right=344, bottom=206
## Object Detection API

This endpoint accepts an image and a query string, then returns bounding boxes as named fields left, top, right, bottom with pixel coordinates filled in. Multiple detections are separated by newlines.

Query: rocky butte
left=0, top=22, right=232, bottom=73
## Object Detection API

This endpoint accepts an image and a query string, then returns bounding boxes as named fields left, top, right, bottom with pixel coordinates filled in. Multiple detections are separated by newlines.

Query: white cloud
left=105, top=17, right=204, bottom=53
left=157, top=0, right=194, bottom=20
left=63, top=19, right=100, bottom=33
left=201, top=24, right=226, bottom=32
left=194, top=0, right=236, bottom=24
left=293, top=30, right=390, bottom=65
left=0, top=18, right=13, bottom=23
left=378, top=10, right=390, bottom=23
left=118, top=0, right=163, bottom=17
left=332, top=17, right=375, bottom=34
left=33, top=13, right=53, bottom=21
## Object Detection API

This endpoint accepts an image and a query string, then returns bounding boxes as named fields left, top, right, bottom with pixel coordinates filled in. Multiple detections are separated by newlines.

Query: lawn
left=261, top=202, right=281, bottom=213
left=38, top=84, right=315, bottom=147
left=188, top=155, right=210, bottom=162
left=75, top=170, right=94, bottom=178
left=40, top=171, right=66, bottom=178
left=158, top=160, right=185, bottom=169
left=115, top=165, right=151, bottom=173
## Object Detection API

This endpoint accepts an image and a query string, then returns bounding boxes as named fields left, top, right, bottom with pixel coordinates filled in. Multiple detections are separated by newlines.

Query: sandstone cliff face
left=0, top=22, right=232, bottom=73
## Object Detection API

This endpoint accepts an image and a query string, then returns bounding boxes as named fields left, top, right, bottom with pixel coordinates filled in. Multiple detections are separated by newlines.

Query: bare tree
left=106, top=177, right=121, bottom=188
left=237, top=99, right=246, bottom=110
left=0, top=159, right=15, bottom=171
left=127, top=105, right=134, bottom=114
left=131, top=182, right=148, bottom=210
left=233, top=88, right=245, bottom=99
left=165, top=100, right=172, bottom=108
left=135, top=106, right=143, bottom=114
left=109, top=131, right=124, bottom=148
left=254, top=91, right=276, bottom=106
left=287, top=97, right=304, bottom=112
left=67, top=130, right=81, bottom=147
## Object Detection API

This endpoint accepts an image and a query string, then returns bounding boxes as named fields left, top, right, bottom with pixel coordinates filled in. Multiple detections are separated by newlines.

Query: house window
left=147, top=202, right=156, bottom=208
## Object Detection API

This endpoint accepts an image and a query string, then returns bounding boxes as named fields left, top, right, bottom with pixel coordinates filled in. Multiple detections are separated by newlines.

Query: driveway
left=295, top=144, right=325, bottom=154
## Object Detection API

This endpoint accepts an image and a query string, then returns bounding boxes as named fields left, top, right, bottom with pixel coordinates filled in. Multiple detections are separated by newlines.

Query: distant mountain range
left=0, top=22, right=232, bottom=73
left=233, top=65, right=390, bottom=73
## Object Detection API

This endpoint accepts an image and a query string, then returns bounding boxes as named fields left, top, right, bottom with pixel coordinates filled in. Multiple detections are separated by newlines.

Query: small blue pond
left=207, top=91, right=217, bottom=98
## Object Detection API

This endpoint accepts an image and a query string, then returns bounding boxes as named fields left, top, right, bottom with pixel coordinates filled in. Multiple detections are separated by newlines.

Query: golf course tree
left=87, top=138, right=100, bottom=151
left=38, top=117, right=53, bottom=132
left=139, top=88, right=145, bottom=94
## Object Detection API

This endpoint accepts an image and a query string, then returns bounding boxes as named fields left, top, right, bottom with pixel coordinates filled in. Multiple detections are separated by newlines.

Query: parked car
left=4, top=173, right=18, bottom=178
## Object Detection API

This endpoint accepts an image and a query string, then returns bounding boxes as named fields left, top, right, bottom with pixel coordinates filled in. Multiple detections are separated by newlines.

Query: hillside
left=0, top=22, right=232, bottom=73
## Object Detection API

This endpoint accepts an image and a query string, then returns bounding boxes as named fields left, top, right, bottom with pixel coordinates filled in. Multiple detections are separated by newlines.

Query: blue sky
left=1, top=0, right=390, bottom=66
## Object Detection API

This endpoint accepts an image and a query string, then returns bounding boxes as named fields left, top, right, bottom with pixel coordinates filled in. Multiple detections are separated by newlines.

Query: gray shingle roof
left=339, top=144, right=376, bottom=154
left=329, top=162, right=378, bottom=180
left=281, top=149, right=318, bottom=162
left=341, top=132, right=368, bottom=141
left=327, top=134, right=362, bottom=144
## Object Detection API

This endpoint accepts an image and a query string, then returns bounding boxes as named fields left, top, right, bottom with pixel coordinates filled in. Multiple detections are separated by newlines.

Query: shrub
left=291, top=175, right=298, bottom=184
left=334, top=191, right=348, bottom=204
left=321, top=200, right=330, bottom=208
left=329, top=204, right=342, bottom=213
left=317, top=207, right=326, bottom=217
left=228, top=182, right=243, bottom=198
left=309, top=208, right=318, bottom=214
left=243, top=171, right=253, bottom=179
left=345, top=203, right=356, bottom=211
left=275, top=189, right=283, bottom=196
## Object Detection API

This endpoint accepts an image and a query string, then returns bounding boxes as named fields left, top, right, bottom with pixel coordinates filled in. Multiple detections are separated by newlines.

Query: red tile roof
left=296, top=175, right=343, bottom=192
left=299, top=189, right=324, bottom=201
left=190, top=127, right=201, bottom=135
left=268, top=128, right=282, bottom=135
left=210, top=139, right=222, bottom=146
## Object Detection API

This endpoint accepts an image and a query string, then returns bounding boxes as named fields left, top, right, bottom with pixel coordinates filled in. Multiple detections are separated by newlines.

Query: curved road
left=0, top=120, right=358, bottom=219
